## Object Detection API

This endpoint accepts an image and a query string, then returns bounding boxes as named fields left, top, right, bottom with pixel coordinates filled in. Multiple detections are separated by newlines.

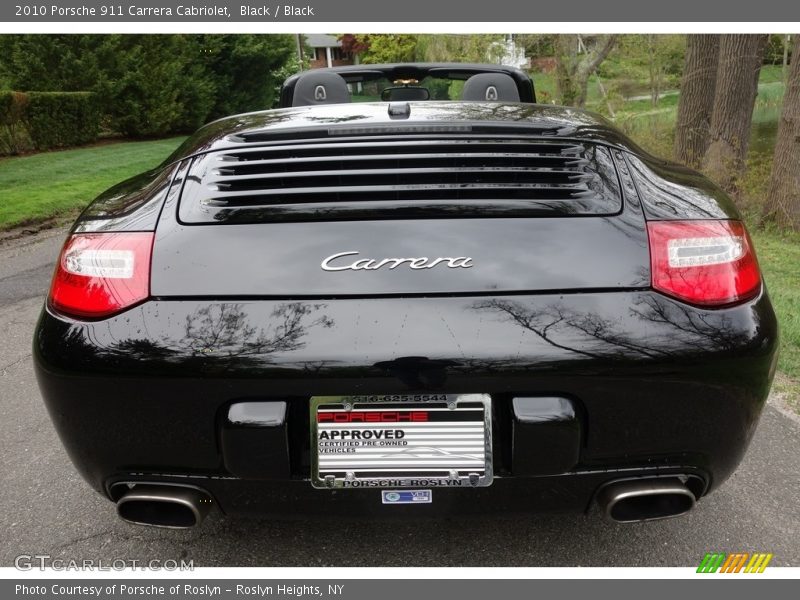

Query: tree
left=0, top=35, right=110, bottom=92
left=339, top=34, right=369, bottom=58
left=354, top=35, right=418, bottom=64
left=554, top=35, right=618, bottom=107
left=515, top=34, right=556, bottom=59
left=783, top=35, right=792, bottom=82
left=643, top=35, right=685, bottom=107
left=0, top=34, right=297, bottom=137
left=675, top=35, right=720, bottom=168
left=702, top=35, right=768, bottom=194
left=415, top=34, right=506, bottom=63
left=762, top=35, right=800, bottom=231
left=198, top=35, right=296, bottom=119
left=100, top=36, right=216, bottom=137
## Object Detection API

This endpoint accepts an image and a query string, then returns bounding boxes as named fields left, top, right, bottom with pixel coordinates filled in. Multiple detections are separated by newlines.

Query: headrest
left=462, top=73, right=520, bottom=102
left=292, top=72, right=350, bottom=106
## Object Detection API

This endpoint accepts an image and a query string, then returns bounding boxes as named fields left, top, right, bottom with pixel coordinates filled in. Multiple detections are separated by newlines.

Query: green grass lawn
left=533, top=64, right=784, bottom=129
left=0, top=137, right=186, bottom=230
left=758, top=63, right=787, bottom=84
left=751, top=228, right=800, bottom=386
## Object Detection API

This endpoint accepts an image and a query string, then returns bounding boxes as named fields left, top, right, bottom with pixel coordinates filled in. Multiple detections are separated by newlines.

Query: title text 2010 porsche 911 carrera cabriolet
left=34, top=64, right=778, bottom=528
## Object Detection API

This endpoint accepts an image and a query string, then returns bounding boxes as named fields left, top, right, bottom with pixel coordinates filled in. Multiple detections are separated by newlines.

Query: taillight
left=647, top=220, right=761, bottom=307
left=48, top=232, right=154, bottom=319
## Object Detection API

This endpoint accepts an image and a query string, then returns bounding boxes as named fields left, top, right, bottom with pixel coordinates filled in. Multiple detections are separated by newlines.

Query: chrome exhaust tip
left=598, top=478, right=697, bottom=523
left=116, top=485, right=213, bottom=528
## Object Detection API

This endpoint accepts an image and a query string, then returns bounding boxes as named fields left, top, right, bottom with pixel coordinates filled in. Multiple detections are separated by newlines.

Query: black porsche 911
left=34, top=64, right=778, bottom=528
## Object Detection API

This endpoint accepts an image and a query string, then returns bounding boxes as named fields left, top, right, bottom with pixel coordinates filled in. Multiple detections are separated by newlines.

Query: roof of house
left=304, top=34, right=341, bottom=48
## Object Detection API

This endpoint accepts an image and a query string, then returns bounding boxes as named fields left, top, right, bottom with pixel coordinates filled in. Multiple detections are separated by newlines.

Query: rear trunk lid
left=151, top=130, right=649, bottom=297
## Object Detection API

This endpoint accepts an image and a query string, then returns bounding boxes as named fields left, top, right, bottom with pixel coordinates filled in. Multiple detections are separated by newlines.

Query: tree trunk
left=648, top=35, right=662, bottom=108
left=554, top=35, right=580, bottom=106
left=595, top=74, right=616, bottom=118
left=783, top=35, right=791, bottom=83
left=555, top=35, right=617, bottom=108
left=675, top=35, right=719, bottom=168
left=575, top=35, right=616, bottom=108
left=702, top=34, right=768, bottom=195
left=763, top=35, right=800, bottom=231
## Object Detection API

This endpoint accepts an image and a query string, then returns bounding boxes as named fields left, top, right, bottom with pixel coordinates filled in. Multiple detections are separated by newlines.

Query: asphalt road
left=1, top=228, right=799, bottom=568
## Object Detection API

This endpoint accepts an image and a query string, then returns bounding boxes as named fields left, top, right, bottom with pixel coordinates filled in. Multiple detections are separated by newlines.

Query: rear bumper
left=33, top=290, right=778, bottom=515
left=104, top=473, right=707, bottom=519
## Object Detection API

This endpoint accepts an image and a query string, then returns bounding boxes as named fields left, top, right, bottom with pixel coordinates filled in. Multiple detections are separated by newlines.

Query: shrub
left=202, top=34, right=296, bottom=117
left=764, top=34, right=792, bottom=65
left=0, top=90, right=31, bottom=155
left=0, top=34, right=297, bottom=138
left=23, top=92, right=100, bottom=150
left=100, top=36, right=214, bottom=137
left=0, top=91, right=100, bottom=154
left=611, top=79, right=641, bottom=100
left=0, top=90, right=22, bottom=124
left=427, top=78, right=452, bottom=100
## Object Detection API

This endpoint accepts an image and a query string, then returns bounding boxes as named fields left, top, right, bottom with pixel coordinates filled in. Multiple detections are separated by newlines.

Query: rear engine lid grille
left=178, top=135, right=622, bottom=224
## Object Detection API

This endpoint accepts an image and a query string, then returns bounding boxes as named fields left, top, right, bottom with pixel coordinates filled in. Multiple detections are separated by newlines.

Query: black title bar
left=2, top=0, right=800, bottom=22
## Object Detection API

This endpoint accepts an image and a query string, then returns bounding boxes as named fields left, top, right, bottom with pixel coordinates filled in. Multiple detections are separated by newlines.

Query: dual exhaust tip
left=116, top=485, right=213, bottom=529
left=597, top=478, right=697, bottom=523
left=114, top=477, right=698, bottom=528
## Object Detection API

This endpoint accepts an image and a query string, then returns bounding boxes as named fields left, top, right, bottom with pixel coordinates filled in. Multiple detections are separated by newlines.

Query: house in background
left=305, top=34, right=356, bottom=69
left=495, top=35, right=527, bottom=69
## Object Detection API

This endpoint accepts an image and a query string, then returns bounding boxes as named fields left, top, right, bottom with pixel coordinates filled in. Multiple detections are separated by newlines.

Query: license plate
left=310, top=394, right=493, bottom=489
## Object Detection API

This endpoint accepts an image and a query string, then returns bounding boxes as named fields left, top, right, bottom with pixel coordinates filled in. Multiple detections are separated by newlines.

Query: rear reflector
left=647, top=220, right=761, bottom=307
left=49, top=232, right=154, bottom=319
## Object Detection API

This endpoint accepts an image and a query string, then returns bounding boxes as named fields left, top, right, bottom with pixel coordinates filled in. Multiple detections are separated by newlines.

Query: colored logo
left=697, top=552, right=773, bottom=573
left=381, top=489, right=432, bottom=504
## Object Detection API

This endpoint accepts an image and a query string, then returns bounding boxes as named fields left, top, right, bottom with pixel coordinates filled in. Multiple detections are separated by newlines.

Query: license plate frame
left=310, top=394, right=493, bottom=489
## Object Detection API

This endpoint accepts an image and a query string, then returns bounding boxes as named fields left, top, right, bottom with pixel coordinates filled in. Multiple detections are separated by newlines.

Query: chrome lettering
left=321, top=251, right=473, bottom=272
left=320, top=251, right=360, bottom=271
left=449, top=257, right=473, bottom=268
